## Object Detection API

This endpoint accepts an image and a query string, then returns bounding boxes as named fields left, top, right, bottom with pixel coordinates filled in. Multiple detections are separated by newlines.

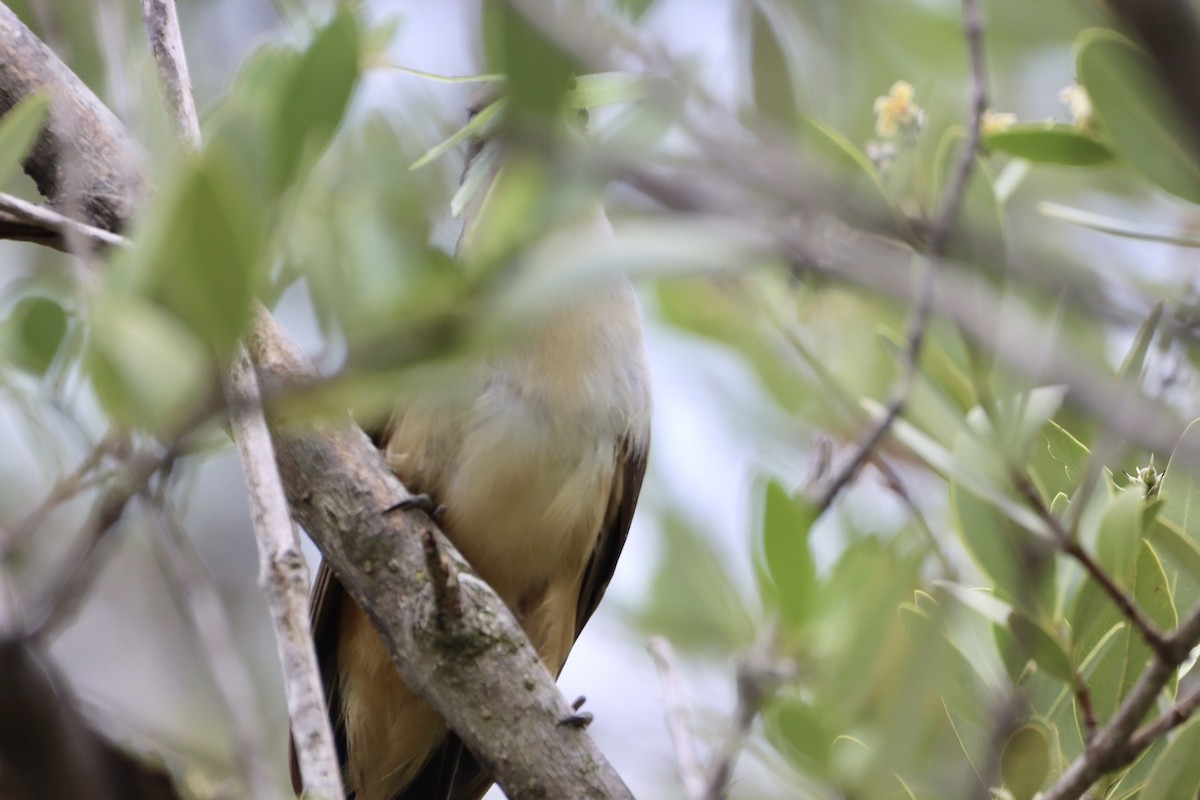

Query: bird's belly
left=435, top=413, right=615, bottom=610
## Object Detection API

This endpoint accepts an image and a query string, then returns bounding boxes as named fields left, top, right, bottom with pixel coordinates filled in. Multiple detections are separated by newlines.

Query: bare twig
left=137, top=2, right=343, bottom=795
left=1126, top=679, right=1200, bottom=753
left=1013, top=471, right=1170, bottom=658
left=815, top=0, right=990, bottom=511
left=28, top=445, right=179, bottom=637
left=1, top=434, right=121, bottom=556
left=1042, top=596, right=1200, bottom=799
left=647, top=638, right=707, bottom=800
left=701, top=622, right=793, bottom=800
left=225, top=347, right=344, bottom=798
left=0, top=191, right=127, bottom=248
left=144, top=491, right=276, bottom=800
left=138, top=0, right=200, bottom=150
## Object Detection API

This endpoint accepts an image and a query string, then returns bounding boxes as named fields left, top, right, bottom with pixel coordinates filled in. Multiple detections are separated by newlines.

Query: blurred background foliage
left=4, top=0, right=1200, bottom=799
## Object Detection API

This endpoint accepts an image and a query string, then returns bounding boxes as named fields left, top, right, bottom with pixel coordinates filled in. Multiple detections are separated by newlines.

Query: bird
left=290, top=101, right=653, bottom=800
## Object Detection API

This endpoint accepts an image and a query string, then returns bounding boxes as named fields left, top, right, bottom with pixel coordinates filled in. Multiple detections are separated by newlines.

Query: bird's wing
left=574, top=433, right=649, bottom=637
left=396, top=432, right=650, bottom=800
left=288, top=558, right=349, bottom=794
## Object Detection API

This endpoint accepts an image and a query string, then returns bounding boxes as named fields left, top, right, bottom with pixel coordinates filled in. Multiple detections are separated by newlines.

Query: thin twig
left=701, top=621, right=793, bottom=800
left=1, top=434, right=122, bottom=556
left=815, top=0, right=990, bottom=511
left=139, top=0, right=201, bottom=149
left=1126, top=679, right=1200, bottom=754
left=1012, top=471, right=1170, bottom=659
left=648, top=637, right=707, bottom=800
left=28, top=446, right=179, bottom=637
left=1042, top=593, right=1200, bottom=799
left=144, top=490, right=276, bottom=800
left=137, top=2, right=343, bottom=796
left=0, top=191, right=128, bottom=249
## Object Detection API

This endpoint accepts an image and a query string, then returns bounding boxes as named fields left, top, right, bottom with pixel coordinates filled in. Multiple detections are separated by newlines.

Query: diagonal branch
left=136, top=2, right=344, bottom=795
left=815, top=0, right=990, bottom=511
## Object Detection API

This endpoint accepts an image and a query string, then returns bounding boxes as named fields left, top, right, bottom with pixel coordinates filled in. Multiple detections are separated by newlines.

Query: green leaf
left=411, top=98, right=506, bottom=171
left=999, top=723, right=1051, bottom=800
left=1008, top=611, right=1074, bottom=684
left=628, top=514, right=754, bottom=653
left=1041, top=203, right=1200, bottom=249
left=749, top=4, right=799, bottom=128
left=3, top=296, right=67, bottom=376
left=1045, top=419, right=1090, bottom=484
left=1119, top=303, right=1165, bottom=381
left=1077, top=28, right=1200, bottom=203
left=1074, top=542, right=1177, bottom=722
left=1096, top=488, right=1146, bottom=585
left=950, top=483, right=1056, bottom=617
left=615, top=0, right=656, bottom=20
left=804, top=118, right=896, bottom=226
left=1145, top=515, right=1200, bottom=612
left=272, top=9, right=361, bottom=190
left=1141, top=715, right=1200, bottom=800
left=85, top=296, right=210, bottom=432
left=757, top=480, right=818, bottom=630
left=1161, top=420, right=1200, bottom=546
left=0, top=92, right=49, bottom=188
left=764, top=697, right=832, bottom=772
left=483, top=1, right=577, bottom=120
left=984, top=124, right=1115, bottom=166
left=567, top=72, right=672, bottom=110
left=115, top=144, right=265, bottom=354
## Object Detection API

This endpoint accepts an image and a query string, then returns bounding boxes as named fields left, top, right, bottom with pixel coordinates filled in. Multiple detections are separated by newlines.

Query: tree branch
left=815, top=0, right=989, bottom=511
left=0, top=4, right=144, bottom=232
left=136, top=2, right=344, bottom=794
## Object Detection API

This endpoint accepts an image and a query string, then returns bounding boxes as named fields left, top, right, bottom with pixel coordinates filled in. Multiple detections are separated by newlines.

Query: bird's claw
left=558, top=696, right=592, bottom=728
left=385, top=493, right=447, bottom=523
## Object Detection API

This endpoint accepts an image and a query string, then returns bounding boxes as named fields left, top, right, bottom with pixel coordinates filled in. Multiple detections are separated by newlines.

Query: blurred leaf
left=1141, top=714, right=1200, bottom=800
left=1041, top=203, right=1200, bottom=249
left=272, top=9, right=362, bottom=191
left=615, top=0, right=656, bottom=20
left=950, top=483, right=1056, bottom=617
left=1008, top=610, right=1073, bottom=684
left=628, top=514, right=754, bottom=653
left=877, top=325, right=976, bottom=413
left=999, top=723, right=1051, bottom=800
left=411, top=98, right=505, bottom=171
left=757, top=480, right=818, bottom=630
left=804, top=118, right=895, bottom=226
left=1160, top=419, right=1200, bottom=548
left=0, top=92, right=49, bottom=188
left=85, top=296, right=210, bottom=432
left=1119, top=302, right=1165, bottom=381
left=659, top=277, right=810, bottom=413
left=115, top=144, right=266, bottom=354
left=1045, top=419, right=1090, bottom=484
left=1077, top=28, right=1200, bottom=203
left=984, top=124, right=1115, bottom=166
left=749, top=3, right=799, bottom=129
left=2, top=296, right=67, bottom=376
left=568, top=72, right=674, bottom=110
left=764, top=696, right=832, bottom=772
left=483, top=1, right=577, bottom=120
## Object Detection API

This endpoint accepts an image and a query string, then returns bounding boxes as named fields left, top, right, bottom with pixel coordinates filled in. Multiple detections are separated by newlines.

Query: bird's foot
left=558, top=696, right=593, bottom=729
left=385, top=493, right=447, bottom=523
